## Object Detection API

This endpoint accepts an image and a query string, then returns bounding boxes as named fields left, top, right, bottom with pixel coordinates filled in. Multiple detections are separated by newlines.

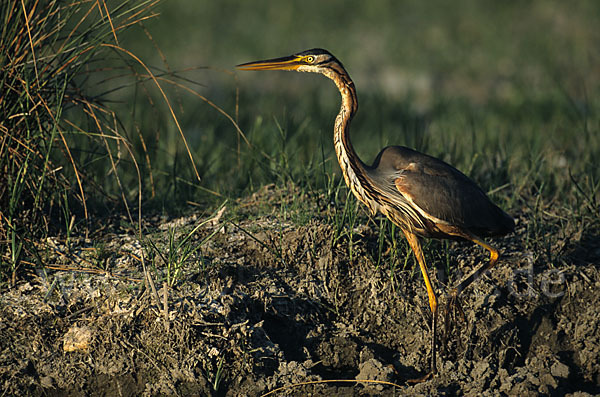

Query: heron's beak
left=236, top=55, right=302, bottom=71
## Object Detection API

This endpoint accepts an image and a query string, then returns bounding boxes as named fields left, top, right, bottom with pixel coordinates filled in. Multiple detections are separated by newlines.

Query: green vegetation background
left=123, top=0, right=599, bottom=203
left=1, top=0, right=599, bottom=282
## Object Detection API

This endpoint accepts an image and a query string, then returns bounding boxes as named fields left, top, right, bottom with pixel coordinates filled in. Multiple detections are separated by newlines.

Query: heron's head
left=237, top=48, right=344, bottom=76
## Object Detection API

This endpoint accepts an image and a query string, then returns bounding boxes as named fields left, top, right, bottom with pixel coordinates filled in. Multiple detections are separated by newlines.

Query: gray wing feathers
left=369, top=146, right=513, bottom=236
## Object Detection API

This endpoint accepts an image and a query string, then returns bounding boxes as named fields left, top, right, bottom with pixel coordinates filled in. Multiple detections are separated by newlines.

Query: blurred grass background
left=127, top=0, right=599, bottom=195
left=1, top=0, right=599, bottom=283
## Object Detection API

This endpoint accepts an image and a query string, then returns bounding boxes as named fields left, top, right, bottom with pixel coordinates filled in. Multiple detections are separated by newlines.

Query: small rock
left=356, top=358, right=395, bottom=391
left=539, top=372, right=558, bottom=392
left=550, top=361, right=570, bottom=379
left=359, top=346, right=375, bottom=362
left=39, top=375, right=54, bottom=388
left=63, top=325, right=93, bottom=352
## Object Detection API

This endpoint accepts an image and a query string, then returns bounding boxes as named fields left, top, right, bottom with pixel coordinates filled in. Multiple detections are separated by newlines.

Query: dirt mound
left=1, top=190, right=599, bottom=396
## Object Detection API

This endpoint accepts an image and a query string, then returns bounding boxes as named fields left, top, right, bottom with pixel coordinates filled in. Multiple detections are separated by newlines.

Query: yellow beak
left=236, top=54, right=302, bottom=71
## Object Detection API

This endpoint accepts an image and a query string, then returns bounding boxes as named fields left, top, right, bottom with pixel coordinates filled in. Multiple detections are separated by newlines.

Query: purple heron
left=237, top=49, right=514, bottom=380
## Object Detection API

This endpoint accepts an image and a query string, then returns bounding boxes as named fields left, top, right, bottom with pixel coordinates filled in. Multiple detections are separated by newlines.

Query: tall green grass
left=0, top=0, right=209, bottom=284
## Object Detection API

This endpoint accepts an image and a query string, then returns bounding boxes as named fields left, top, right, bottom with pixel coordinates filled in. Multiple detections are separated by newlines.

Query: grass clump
left=0, top=0, right=170, bottom=284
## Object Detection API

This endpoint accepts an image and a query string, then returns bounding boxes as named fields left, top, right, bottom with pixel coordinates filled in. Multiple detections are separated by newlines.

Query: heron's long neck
left=327, top=71, right=378, bottom=213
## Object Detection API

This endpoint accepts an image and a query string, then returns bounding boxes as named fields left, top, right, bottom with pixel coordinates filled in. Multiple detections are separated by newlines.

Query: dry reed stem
left=102, top=43, right=202, bottom=183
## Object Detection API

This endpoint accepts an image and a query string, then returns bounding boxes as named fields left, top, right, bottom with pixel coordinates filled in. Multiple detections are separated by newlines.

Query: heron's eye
left=305, top=56, right=315, bottom=63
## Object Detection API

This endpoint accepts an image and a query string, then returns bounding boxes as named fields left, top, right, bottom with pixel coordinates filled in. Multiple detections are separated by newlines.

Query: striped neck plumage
left=323, top=68, right=377, bottom=214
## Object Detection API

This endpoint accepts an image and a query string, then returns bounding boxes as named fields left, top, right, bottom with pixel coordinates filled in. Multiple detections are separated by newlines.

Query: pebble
left=550, top=360, right=570, bottom=379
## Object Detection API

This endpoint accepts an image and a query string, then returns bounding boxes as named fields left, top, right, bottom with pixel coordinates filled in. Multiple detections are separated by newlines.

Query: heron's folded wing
left=394, top=164, right=510, bottom=236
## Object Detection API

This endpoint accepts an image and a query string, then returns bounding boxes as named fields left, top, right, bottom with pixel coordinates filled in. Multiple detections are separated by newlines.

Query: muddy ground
left=1, top=185, right=599, bottom=396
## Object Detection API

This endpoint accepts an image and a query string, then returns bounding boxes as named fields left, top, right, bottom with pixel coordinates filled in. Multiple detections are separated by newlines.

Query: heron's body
left=237, top=48, right=514, bottom=381
left=365, top=145, right=514, bottom=239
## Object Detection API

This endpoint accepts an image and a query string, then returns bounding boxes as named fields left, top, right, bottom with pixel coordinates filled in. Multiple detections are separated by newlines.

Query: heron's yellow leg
left=402, top=230, right=438, bottom=379
left=444, top=238, right=500, bottom=346
left=451, top=238, right=499, bottom=297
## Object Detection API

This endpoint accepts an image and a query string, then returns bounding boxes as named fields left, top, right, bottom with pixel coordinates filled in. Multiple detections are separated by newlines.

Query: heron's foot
left=446, top=289, right=466, bottom=322
left=443, top=289, right=467, bottom=343
left=406, top=370, right=435, bottom=384
left=406, top=350, right=438, bottom=384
